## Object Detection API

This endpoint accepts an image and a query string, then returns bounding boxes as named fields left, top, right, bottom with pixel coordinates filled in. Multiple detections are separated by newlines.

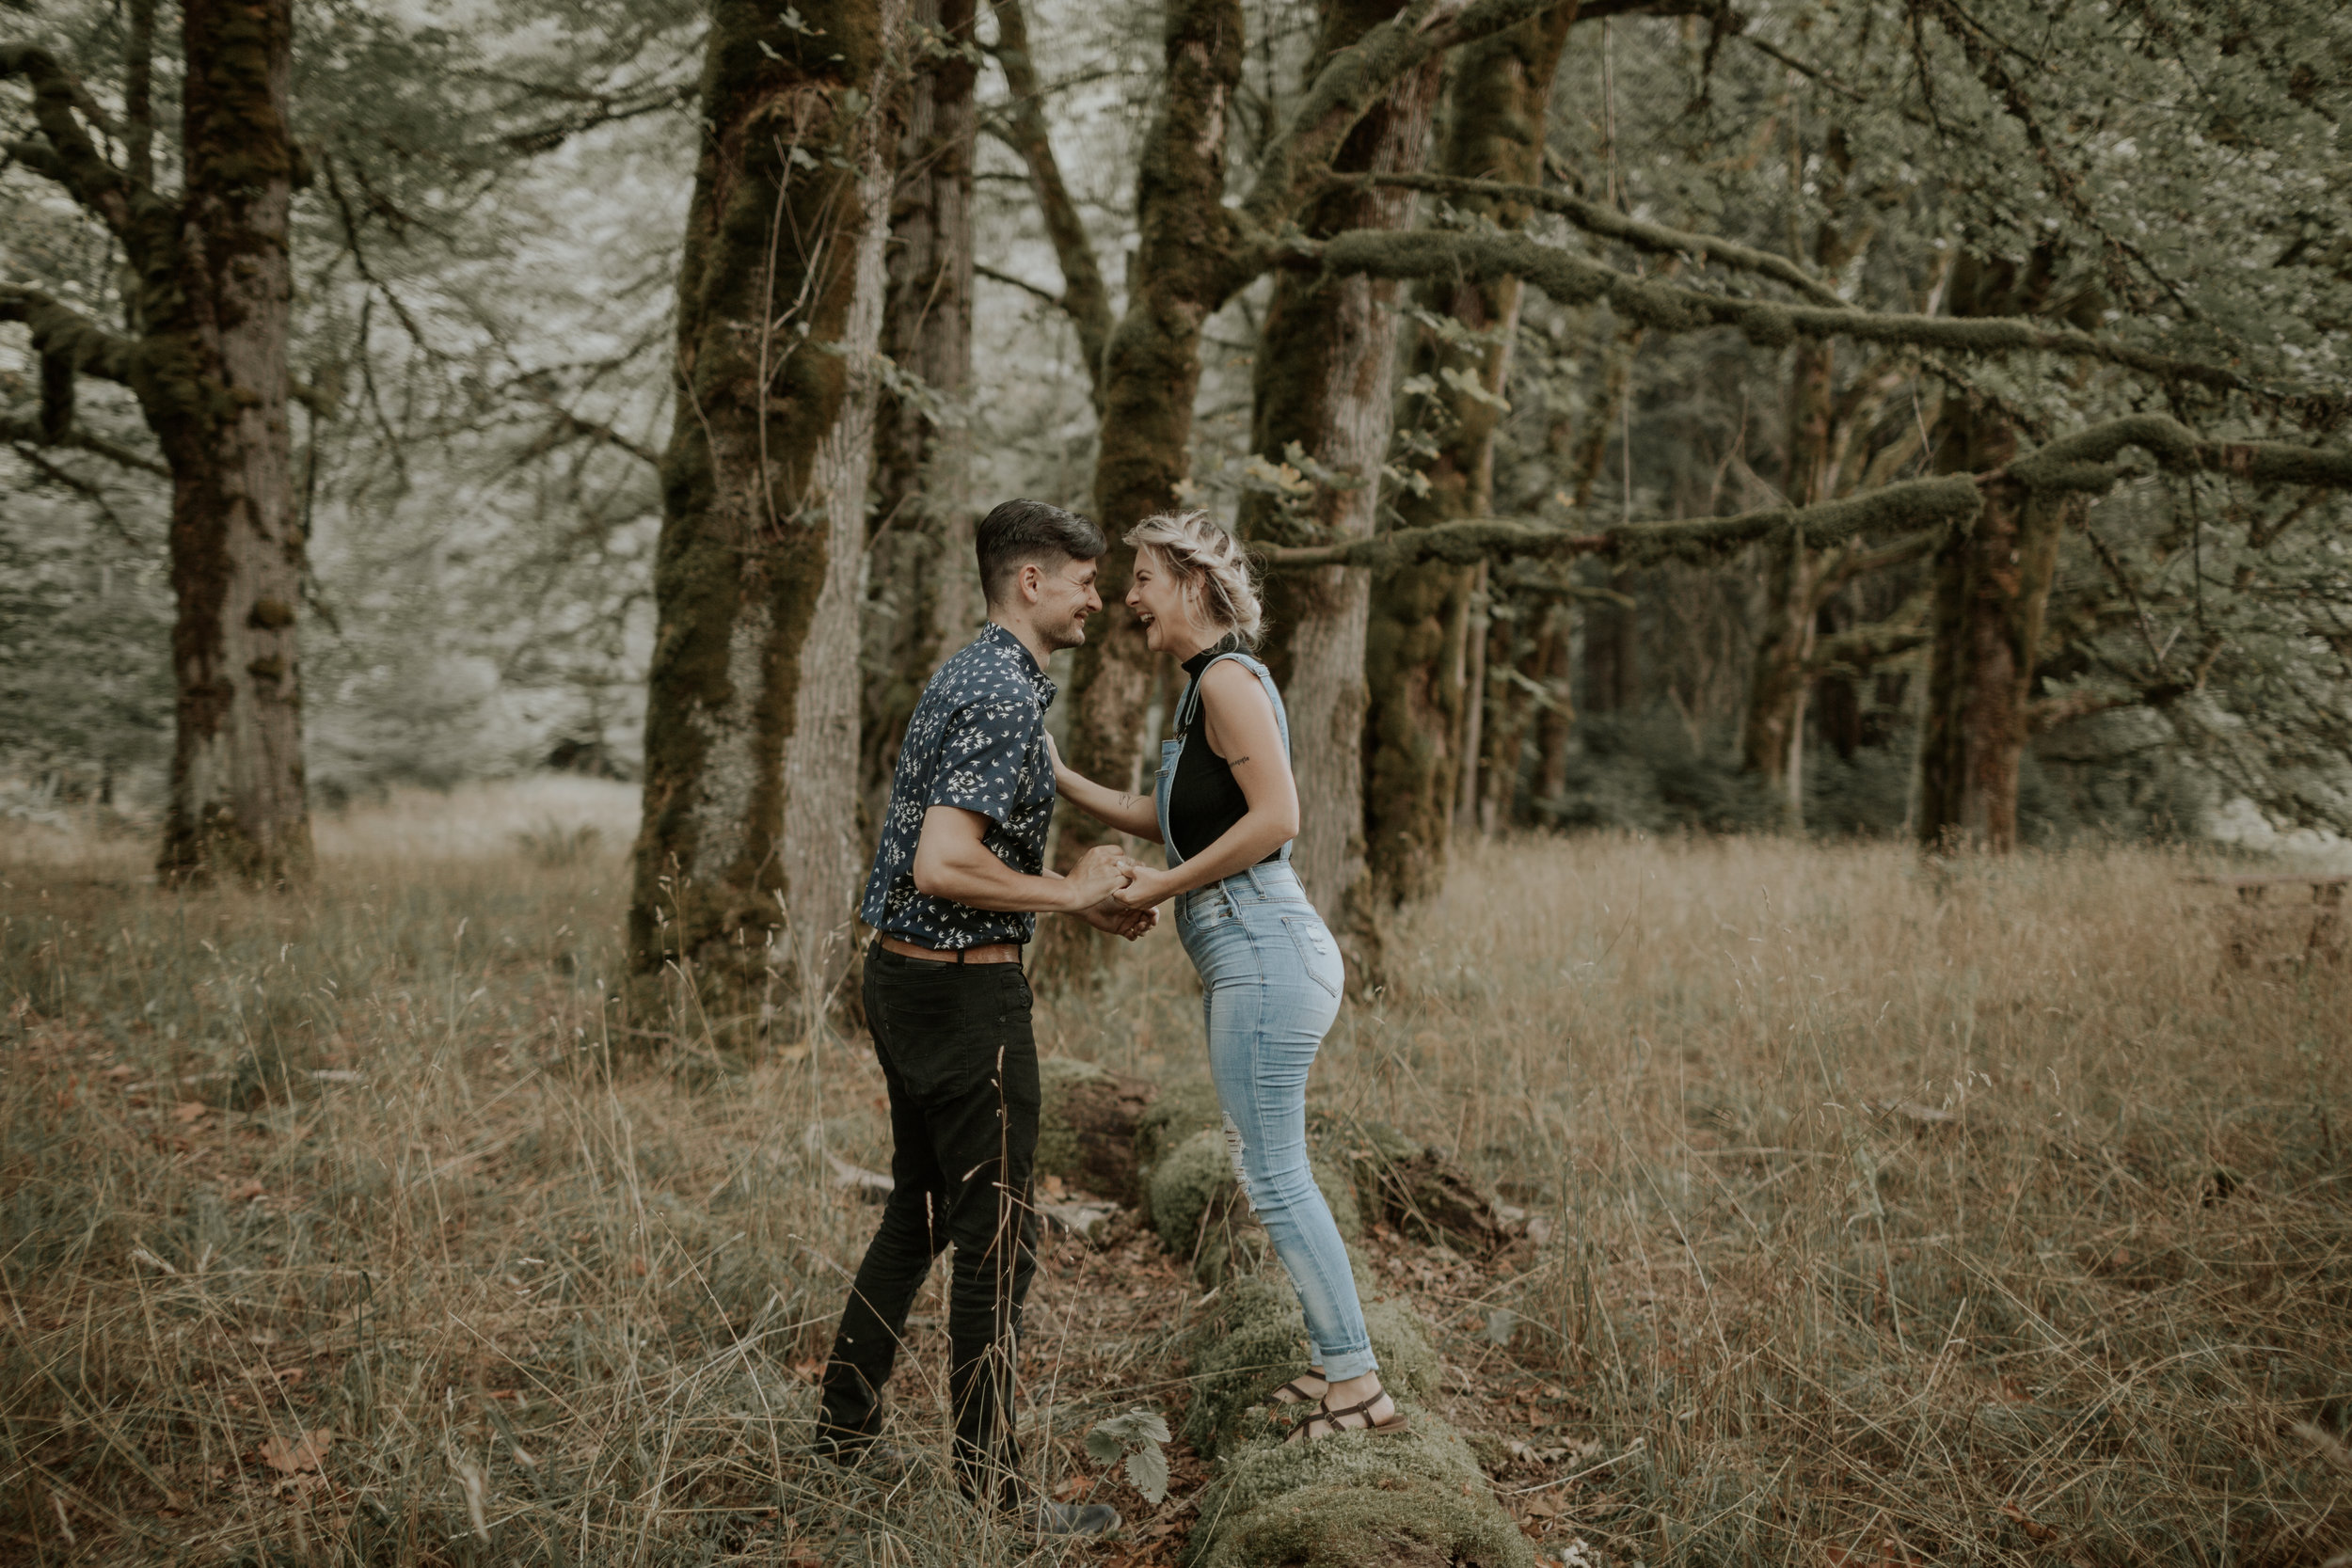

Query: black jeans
left=818, top=942, right=1040, bottom=1507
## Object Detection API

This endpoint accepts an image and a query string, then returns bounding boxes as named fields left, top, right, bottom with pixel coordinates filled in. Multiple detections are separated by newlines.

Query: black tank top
left=1167, top=649, right=1280, bottom=865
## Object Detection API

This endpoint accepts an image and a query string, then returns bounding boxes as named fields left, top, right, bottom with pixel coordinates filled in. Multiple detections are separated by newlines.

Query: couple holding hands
left=813, top=499, right=1400, bottom=1536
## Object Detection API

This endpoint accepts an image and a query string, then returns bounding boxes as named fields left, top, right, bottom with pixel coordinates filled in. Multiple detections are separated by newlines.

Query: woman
left=1049, top=510, right=1403, bottom=1442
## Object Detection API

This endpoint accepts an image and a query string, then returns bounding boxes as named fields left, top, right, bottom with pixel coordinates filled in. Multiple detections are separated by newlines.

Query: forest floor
left=4, top=781, right=2351, bottom=1566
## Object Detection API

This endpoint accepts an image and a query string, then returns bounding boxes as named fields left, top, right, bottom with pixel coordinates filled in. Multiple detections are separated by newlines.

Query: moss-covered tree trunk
left=862, top=0, right=978, bottom=837
left=5, top=6, right=310, bottom=884
left=1913, top=251, right=2068, bottom=853
left=152, top=0, right=310, bottom=883
left=1361, top=2, right=1575, bottom=908
left=1240, top=0, right=1443, bottom=927
left=629, top=0, right=904, bottom=1003
left=1915, top=428, right=2068, bottom=852
left=1032, top=0, right=1244, bottom=983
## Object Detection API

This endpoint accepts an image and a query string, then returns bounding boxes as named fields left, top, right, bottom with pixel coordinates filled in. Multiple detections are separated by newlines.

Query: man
left=815, top=498, right=1144, bottom=1537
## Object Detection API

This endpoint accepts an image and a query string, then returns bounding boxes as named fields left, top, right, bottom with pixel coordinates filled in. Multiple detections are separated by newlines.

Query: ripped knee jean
left=1175, top=862, right=1375, bottom=1382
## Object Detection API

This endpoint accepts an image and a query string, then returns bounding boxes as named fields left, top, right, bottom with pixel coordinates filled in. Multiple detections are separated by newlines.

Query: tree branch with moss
left=1286, top=228, right=2344, bottom=417
left=0, top=43, right=138, bottom=238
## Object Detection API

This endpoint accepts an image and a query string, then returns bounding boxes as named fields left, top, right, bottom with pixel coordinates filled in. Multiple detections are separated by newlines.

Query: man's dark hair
left=976, top=499, right=1106, bottom=606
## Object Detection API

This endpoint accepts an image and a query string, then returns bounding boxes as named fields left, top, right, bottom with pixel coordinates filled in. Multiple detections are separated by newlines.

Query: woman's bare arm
left=1115, top=662, right=1296, bottom=908
left=1046, top=734, right=1163, bottom=841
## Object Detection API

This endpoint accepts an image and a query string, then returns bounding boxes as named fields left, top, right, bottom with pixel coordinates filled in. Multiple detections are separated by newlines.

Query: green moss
left=1136, top=1076, right=1222, bottom=1181
left=1035, top=1056, right=1108, bottom=1184
left=1150, top=1127, right=1239, bottom=1256
left=1185, top=1419, right=1534, bottom=1568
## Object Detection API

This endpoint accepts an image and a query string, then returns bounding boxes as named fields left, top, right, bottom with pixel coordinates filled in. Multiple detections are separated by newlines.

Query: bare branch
left=0, top=415, right=167, bottom=474
left=517, top=404, right=661, bottom=469
left=975, top=261, right=1066, bottom=308
left=986, top=0, right=1114, bottom=408
left=125, top=0, right=155, bottom=189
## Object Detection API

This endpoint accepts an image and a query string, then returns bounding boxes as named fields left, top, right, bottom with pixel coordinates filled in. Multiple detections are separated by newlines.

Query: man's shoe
left=1021, top=1500, right=1121, bottom=1538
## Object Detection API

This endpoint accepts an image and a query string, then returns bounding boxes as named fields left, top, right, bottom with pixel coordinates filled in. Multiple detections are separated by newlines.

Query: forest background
left=4, top=0, right=2349, bottom=981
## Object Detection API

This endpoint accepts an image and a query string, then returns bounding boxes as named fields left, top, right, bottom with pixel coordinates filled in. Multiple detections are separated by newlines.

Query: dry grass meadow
left=4, top=781, right=2350, bottom=1566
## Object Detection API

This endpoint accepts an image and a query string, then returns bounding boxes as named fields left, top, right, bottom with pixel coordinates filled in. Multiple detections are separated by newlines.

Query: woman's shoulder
left=1196, top=654, right=1276, bottom=712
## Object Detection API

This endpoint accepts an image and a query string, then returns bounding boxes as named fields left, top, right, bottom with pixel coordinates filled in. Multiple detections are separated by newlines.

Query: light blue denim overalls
left=1157, top=650, right=1374, bottom=1382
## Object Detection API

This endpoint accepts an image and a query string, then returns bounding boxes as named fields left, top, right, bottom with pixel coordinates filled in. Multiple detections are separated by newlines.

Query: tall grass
left=3, top=795, right=2347, bottom=1565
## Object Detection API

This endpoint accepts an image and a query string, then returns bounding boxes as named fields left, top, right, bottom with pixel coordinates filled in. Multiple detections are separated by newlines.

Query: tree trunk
left=1240, top=0, right=1443, bottom=927
left=1530, top=598, right=1575, bottom=802
left=629, top=0, right=904, bottom=1006
left=1361, top=2, right=1575, bottom=908
left=153, top=0, right=310, bottom=884
left=1033, top=0, right=1244, bottom=985
left=1915, top=422, right=2068, bottom=852
left=863, top=0, right=978, bottom=838
left=1738, top=528, right=1820, bottom=827
left=1913, top=250, right=2067, bottom=854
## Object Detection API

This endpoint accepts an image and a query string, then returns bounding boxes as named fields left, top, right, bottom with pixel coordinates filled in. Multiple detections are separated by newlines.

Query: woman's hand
left=1112, top=863, right=1181, bottom=911
left=1044, top=731, right=1072, bottom=790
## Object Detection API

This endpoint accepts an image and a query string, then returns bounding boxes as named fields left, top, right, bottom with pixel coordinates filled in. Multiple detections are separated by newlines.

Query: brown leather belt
left=879, top=935, right=1025, bottom=965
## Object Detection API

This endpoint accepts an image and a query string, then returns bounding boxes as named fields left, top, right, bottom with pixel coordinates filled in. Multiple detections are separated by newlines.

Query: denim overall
left=1156, top=650, right=1373, bottom=1381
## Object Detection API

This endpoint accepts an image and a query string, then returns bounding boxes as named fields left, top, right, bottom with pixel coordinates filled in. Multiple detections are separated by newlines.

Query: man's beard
left=1042, top=611, right=1090, bottom=652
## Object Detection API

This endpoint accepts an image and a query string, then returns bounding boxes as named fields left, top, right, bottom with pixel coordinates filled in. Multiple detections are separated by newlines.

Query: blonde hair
left=1124, top=511, right=1265, bottom=648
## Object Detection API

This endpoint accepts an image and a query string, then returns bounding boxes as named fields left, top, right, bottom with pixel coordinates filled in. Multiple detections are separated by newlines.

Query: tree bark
left=863, top=0, right=978, bottom=838
left=155, top=0, right=310, bottom=883
left=1912, top=251, right=2063, bottom=854
left=1362, top=2, right=1576, bottom=908
left=1031, top=0, right=1245, bottom=985
left=1240, top=0, right=1444, bottom=927
left=628, top=0, right=904, bottom=1004
left=1915, top=424, right=2068, bottom=853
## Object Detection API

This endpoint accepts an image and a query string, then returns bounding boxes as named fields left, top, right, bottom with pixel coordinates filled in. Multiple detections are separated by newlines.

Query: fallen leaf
left=227, top=1179, right=266, bottom=1202
left=259, top=1429, right=333, bottom=1475
left=1998, top=1501, right=2058, bottom=1544
left=173, top=1101, right=210, bottom=1124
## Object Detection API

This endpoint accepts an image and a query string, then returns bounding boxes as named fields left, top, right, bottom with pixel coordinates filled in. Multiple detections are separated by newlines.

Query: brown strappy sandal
left=1285, top=1388, right=1409, bottom=1443
left=1270, top=1368, right=1327, bottom=1405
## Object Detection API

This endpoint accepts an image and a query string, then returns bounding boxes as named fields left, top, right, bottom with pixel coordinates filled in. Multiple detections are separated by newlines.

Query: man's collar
left=982, top=621, right=1057, bottom=709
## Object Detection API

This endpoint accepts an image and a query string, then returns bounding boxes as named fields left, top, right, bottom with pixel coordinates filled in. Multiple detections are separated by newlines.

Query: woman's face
left=1125, top=546, right=1206, bottom=656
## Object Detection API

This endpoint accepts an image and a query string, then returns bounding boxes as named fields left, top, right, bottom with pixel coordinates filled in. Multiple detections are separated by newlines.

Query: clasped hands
left=1064, top=843, right=1178, bottom=941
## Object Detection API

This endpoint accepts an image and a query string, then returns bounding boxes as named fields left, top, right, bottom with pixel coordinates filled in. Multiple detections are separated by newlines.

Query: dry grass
left=3, top=797, right=2348, bottom=1566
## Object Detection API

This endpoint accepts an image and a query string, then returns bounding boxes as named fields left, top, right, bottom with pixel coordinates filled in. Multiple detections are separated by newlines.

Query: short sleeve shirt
left=860, top=623, right=1058, bottom=948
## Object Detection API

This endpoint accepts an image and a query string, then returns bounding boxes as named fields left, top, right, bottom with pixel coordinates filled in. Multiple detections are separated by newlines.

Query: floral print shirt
left=860, top=622, right=1058, bottom=948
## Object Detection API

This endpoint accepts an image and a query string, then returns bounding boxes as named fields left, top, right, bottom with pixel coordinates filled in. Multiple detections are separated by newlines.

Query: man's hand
left=1079, top=896, right=1158, bottom=941
left=1058, top=842, right=1136, bottom=910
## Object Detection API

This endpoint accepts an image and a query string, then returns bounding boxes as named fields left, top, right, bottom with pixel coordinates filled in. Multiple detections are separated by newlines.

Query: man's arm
left=912, top=806, right=1133, bottom=912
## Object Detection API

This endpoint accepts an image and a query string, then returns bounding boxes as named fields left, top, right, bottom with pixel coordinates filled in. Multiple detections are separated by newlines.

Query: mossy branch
left=0, top=43, right=135, bottom=238
left=984, top=0, right=1114, bottom=407
left=1332, top=171, right=1851, bottom=308
left=2005, top=414, right=2352, bottom=494
left=1261, top=473, right=1984, bottom=571
left=0, top=283, right=138, bottom=387
left=1292, top=229, right=2340, bottom=414
left=1227, top=0, right=1581, bottom=289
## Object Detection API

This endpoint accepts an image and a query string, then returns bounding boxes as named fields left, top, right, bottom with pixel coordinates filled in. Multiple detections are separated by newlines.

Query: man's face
left=1029, top=556, right=1103, bottom=651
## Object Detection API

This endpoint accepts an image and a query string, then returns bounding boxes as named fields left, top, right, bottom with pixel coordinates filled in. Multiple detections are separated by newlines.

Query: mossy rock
left=1148, top=1129, right=1364, bottom=1271
left=1136, top=1076, right=1223, bottom=1185
left=1036, top=1057, right=1157, bottom=1203
left=1184, top=1418, right=1534, bottom=1568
